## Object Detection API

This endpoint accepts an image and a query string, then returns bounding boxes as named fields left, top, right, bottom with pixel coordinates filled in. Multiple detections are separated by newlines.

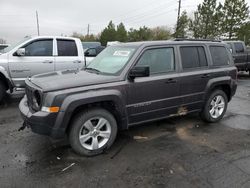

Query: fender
left=0, top=66, right=13, bottom=92
left=54, top=89, right=128, bottom=132
left=204, top=76, right=233, bottom=100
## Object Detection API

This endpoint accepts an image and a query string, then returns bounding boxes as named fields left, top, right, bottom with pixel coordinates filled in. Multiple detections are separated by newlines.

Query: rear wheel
left=201, top=90, right=228, bottom=123
left=0, top=81, right=6, bottom=103
left=69, top=108, right=118, bottom=156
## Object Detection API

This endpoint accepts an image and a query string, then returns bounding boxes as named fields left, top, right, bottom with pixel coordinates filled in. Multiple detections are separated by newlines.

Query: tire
left=201, top=90, right=228, bottom=123
left=69, top=108, right=118, bottom=156
left=0, top=81, right=6, bottom=103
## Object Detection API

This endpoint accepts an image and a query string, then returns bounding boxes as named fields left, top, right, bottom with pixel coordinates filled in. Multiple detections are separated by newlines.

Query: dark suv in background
left=19, top=40, right=237, bottom=156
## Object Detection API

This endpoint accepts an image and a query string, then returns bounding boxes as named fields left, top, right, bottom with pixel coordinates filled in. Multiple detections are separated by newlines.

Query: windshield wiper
left=84, top=67, right=101, bottom=74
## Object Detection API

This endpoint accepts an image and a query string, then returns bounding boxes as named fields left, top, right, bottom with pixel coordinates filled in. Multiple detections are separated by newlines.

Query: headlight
left=32, top=90, right=42, bottom=111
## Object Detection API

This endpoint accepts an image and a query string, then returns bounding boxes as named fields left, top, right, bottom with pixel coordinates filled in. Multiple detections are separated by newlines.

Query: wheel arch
left=54, top=90, right=128, bottom=135
left=0, top=71, right=10, bottom=91
left=204, top=76, right=233, bottom=102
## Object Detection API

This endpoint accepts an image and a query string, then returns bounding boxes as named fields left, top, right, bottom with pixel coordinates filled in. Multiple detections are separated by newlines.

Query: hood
left=30, top=69, right=120, bottom=92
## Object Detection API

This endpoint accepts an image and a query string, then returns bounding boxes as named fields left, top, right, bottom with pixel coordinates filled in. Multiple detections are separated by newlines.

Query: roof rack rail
left=174, top=38, right=222, bottom=42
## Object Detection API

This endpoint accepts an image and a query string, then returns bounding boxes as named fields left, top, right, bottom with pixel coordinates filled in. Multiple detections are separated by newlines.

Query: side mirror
left=84, top=48, right=97, bottom=57
left=129, top=66, right=150, bottom=79
left=16, top=48, right=25, bottom=56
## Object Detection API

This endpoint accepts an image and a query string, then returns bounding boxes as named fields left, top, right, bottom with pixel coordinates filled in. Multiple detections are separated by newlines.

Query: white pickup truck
left=0, top=36, right=93, bottom=102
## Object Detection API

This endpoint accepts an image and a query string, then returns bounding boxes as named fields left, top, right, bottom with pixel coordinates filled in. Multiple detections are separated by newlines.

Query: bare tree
left=0, top=38, right=6, bottom=44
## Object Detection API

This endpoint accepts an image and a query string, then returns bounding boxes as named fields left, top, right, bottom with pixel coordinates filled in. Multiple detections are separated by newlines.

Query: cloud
left=1, top=0, right=248, bottom=44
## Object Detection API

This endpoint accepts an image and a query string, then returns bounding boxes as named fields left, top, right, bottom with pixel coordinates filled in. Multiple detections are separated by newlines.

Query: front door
left=126, top=47, right=181, bottom=125
left=9, top=39, right=55, bottom=87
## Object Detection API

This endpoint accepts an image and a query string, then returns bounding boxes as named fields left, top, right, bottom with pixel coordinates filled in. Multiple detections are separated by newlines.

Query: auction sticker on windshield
left=113, top=51, right=131, bottom=57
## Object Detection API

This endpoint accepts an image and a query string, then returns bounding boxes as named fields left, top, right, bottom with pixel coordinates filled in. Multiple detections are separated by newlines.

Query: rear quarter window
left=210, top=46, right=230, bottom=66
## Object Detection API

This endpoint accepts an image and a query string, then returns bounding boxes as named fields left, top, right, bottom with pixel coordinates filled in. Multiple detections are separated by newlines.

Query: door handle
left=201, top=74, right=210, bottom=78
left=73, top=60, right=81, bottom=64
left=43, top=60, right=53, bottom=64
left=165, top=78, right=177, bottom=84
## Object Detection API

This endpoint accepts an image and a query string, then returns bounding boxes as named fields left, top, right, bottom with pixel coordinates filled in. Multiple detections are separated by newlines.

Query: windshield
left=87, top=46, right=137, bottom=75
left=3, top=36, right=31, bottom=53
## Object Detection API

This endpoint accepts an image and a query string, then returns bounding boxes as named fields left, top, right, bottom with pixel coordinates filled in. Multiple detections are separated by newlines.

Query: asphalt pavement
left=0, top=74, right=250, bottom=188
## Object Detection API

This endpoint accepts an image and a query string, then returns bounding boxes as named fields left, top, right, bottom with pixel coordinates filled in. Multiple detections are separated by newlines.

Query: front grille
left=25, top=86, right=33, bottom=111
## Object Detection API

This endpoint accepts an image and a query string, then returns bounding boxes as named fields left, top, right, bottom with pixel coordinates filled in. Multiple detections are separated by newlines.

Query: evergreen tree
left=222, top=0, right=249, bottom=39
left=190, top=0, right=222, bottom=39
left=100, top=21, right=117, bottom=45
left=128, top=26, right=152, bottom=42
left=116, top=23, right=128, bottom=42
left=174, top=11, right=189, bottom=38
left=237, top=21, right=250, bottom=45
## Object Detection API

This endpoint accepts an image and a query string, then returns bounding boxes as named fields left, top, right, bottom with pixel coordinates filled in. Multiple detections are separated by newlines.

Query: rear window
left=57, top=39, right=78, bottom=56
left=210, top=46, right=230, bottom=66
left=180, top=46, right=208, bottom=69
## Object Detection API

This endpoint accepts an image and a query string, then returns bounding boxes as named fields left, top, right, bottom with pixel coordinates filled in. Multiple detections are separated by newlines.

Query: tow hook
left=18, top=121, right=27, bottom=131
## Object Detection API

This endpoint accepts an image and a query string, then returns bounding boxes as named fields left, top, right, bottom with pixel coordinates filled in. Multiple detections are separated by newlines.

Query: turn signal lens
left=41, top=106, right=60, bottom=113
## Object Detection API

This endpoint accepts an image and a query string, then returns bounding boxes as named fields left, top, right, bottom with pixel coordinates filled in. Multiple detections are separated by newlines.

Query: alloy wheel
left=78, top=117, right=111, bottom=150
left=209, top=95, right=225, bottom=119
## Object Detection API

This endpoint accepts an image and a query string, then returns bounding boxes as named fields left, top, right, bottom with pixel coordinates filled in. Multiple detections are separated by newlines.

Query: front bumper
left=19, top=96, right=65, bottom=139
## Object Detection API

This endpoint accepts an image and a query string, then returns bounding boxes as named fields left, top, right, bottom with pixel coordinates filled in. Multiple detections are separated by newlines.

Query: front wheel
left=201, top=90, right=228, bottom=123
left=69, top=108, right=118, bottom=156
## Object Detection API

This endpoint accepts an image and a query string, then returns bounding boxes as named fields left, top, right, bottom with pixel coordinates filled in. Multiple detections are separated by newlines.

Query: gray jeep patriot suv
left=19, top=40, right=237, bottom=156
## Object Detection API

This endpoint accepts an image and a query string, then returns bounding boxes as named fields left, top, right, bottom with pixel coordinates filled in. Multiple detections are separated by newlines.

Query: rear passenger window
left=57, top=39, right=78, bottom=56
left=180, top=46, right=208, bottom=69
left=210, top=46, right=230, bottom=66
left=136, top=48, right=175, bottom=75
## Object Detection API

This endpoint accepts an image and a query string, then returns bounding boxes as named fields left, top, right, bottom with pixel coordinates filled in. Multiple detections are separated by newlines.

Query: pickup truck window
left=136, top=48, right=175, bottom=75
left=87, top=46, right=136, bottom=75
left=180, top=46, right=208, bottom=69
left=235, top=42, right=244, bottom=53
left=210, top=46, right=230, bottom=66
left=23, top=39, right=53, bottom=56
left=57, top=39, right=78, bottom=56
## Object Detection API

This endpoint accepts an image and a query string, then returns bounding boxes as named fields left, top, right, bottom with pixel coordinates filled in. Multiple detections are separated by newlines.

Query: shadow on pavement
left=0, top=91, right=24, bottom=107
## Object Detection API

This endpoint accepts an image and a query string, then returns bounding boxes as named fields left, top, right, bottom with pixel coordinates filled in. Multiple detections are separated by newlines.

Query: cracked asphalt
left=0, top=73, right=250, bottom=188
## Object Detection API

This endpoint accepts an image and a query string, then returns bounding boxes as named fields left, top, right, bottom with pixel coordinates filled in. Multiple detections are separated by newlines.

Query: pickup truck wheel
left=0, top=81, right=6, bottom=103
left=201, top=90, right=228, bottom=123
left=69, top=108, right=118, bottom=156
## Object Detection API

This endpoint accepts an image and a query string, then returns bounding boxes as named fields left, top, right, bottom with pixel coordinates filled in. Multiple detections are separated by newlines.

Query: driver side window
left=136, top=47, right=175, bottom=75
left=23, top=39, right=53, bottom=56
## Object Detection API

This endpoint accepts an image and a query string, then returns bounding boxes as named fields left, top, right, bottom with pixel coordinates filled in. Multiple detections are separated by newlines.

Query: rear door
left=126, top=46, right=181, bottom=125
left=8, top=39, right=54, bottom=87
left=55, top=39, right=82, bottom=71
left=178, top=45, right=210, bottom=111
